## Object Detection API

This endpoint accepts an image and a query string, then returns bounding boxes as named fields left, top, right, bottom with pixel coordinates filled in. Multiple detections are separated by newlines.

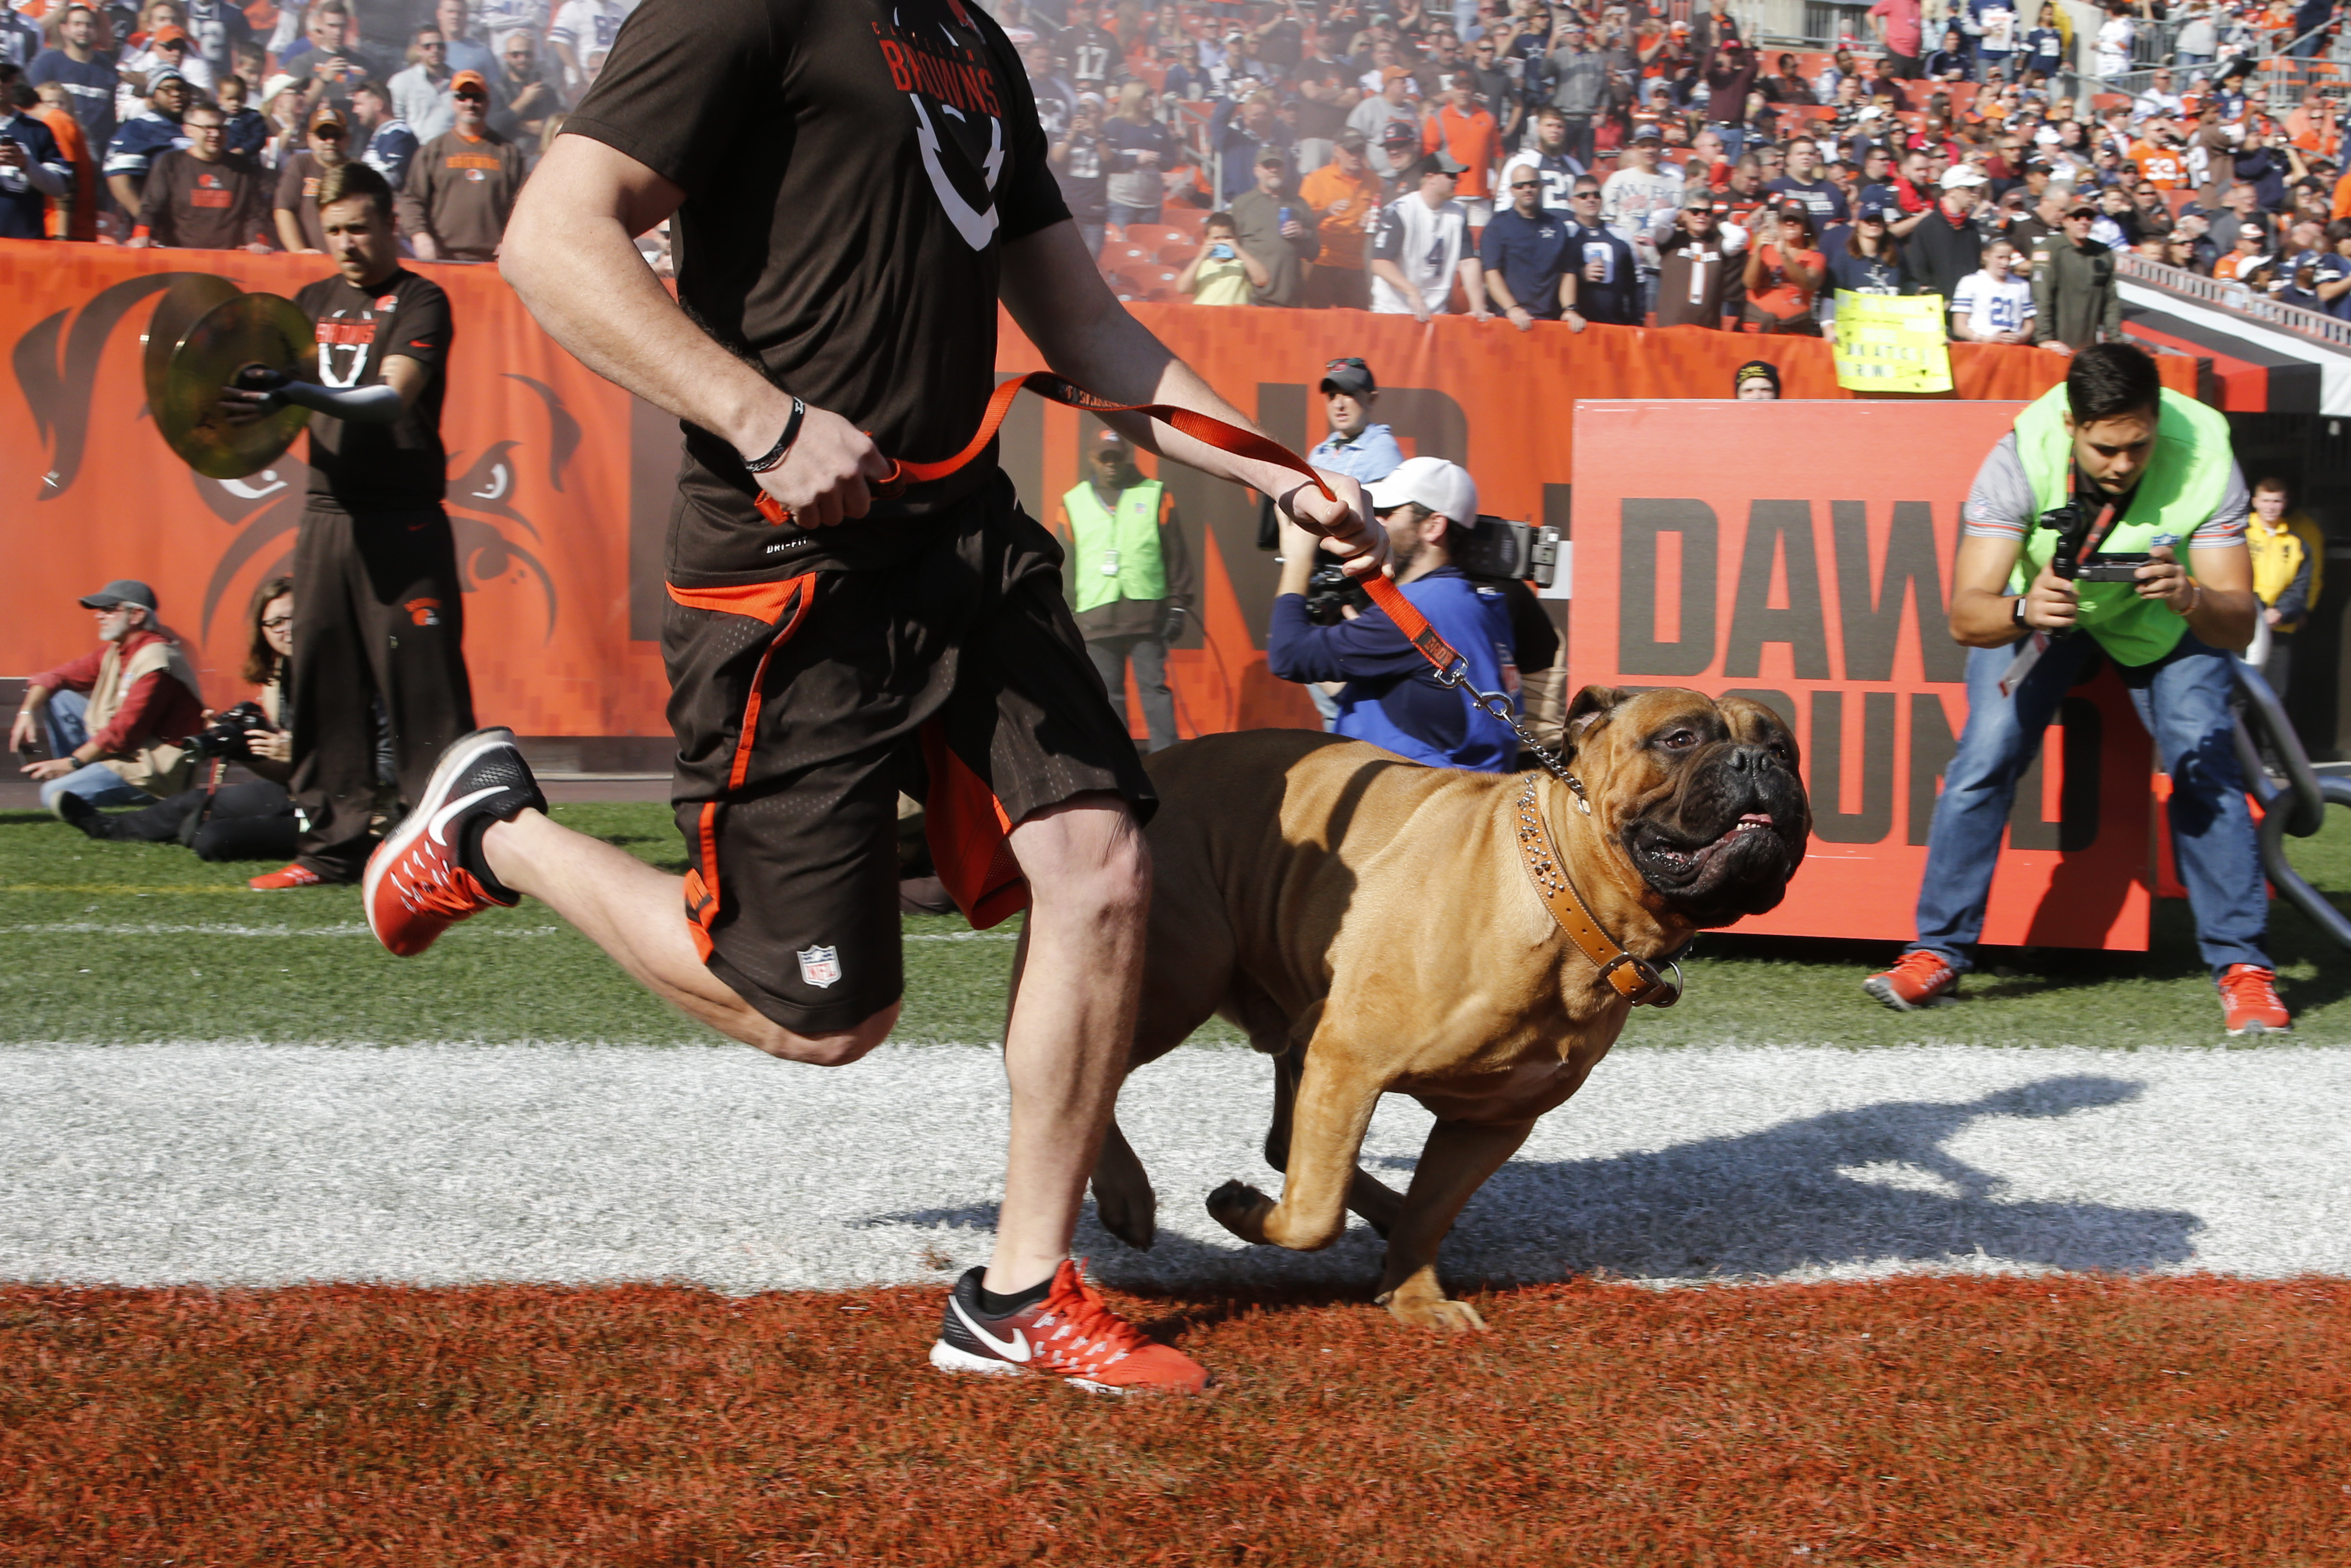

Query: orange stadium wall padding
left=1570, top=400, right=2153, bottom=951
left=1, top=242, right=2184, bottom=943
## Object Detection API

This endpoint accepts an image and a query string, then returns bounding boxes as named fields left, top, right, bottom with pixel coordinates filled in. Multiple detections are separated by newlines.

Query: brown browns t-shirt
left=137, top=148, right=272, bottom=249
left=273, top=150, right=331, bottom=252
left=562, top=0, right=1070, bottom=578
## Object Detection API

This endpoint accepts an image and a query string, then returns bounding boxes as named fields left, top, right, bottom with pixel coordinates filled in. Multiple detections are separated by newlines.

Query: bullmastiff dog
left=1087, top=686, right=1810, bottom=1329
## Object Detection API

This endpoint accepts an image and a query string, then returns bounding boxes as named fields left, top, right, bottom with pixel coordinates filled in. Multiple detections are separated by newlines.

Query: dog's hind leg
left=1371, top=1117, right=1536, bottom=1332
left=1090, top=1117, right=1157, bottom=1251
left=1261, top=1045, right=1405, bottom=1239
left=1208, top=1040, right=1382, bottom=1253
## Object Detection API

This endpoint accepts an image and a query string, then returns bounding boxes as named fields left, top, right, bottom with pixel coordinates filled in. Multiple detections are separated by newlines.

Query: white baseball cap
left=1941, top=165, right=1988, bottom=189
left=1365, top=456, right=1479, bottom=526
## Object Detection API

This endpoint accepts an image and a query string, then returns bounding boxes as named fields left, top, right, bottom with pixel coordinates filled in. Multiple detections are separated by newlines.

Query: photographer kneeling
left=56, top=577, right=300, bottom=864
left=1267, top=457, right=1521, bottom=773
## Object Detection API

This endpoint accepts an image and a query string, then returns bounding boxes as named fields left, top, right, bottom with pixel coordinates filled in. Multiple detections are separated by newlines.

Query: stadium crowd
left=3, top=0, right=2350, bottom=339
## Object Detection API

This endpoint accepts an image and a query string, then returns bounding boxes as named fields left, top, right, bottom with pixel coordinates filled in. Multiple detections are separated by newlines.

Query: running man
left=359, top=0, right=1381, bottom=1393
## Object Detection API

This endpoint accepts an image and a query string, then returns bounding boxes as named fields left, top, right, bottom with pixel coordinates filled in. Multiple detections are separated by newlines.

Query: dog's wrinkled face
left=1562, top=686, right=1811, bottom=927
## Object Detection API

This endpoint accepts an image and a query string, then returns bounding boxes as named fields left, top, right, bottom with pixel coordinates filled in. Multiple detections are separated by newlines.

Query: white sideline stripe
left=8, top=1042, right=2351, bottom=1295
left=0, top=922, right=1016, bottom=941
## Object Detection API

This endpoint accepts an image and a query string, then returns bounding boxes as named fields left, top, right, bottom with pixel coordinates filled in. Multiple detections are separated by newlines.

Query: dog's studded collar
left=1514, top=776, right=1682, bottom=1008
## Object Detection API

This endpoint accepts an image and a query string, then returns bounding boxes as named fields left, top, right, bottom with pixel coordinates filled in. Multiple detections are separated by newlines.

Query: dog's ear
left=1561, top=685, right=1629, bottom=758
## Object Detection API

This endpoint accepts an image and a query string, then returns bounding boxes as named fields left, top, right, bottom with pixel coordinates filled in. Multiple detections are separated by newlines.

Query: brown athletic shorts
left=662, top=470, right=1155, bottom=1035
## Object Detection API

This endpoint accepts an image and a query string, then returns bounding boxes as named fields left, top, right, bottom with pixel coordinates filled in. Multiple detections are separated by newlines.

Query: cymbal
left=141, top=273, right=241, bottom=420
left=154, top=292, right=319, bottom=480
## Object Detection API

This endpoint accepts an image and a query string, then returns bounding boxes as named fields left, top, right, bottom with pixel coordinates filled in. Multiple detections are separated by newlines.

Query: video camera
left=1286, top=515, right=1568, bottom=623
left=2037, top=499, right=2148, bottom=584
left=177, top=700, right=274, bottom=762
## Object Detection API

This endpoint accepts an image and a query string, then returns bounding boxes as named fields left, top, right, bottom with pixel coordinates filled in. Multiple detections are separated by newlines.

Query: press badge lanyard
left=1999, top=464, right=2120, bottom=699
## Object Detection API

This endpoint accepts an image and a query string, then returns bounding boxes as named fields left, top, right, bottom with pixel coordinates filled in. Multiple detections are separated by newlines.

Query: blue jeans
left=34, top=690, right=158, bottom=815
left=1107, top=201, right=1160, bottom=228
left=1910, top=631, right=2268, bottom=978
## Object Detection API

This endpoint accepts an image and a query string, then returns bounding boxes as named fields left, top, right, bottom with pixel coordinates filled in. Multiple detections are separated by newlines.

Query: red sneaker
left=1864, top=949, right=1960, bottom=1011
left=930, top=1260, right=1212, bottom=1394
left=2218, top=964, right=2291, bottom=1036
left=361, top=728, right=545, bottom=957
left=249, top=863, right=329, bottom=891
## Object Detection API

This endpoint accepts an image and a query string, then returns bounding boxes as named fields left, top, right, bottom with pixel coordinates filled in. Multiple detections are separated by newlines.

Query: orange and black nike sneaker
left=1863, top=949, right=1960, bottom=1012
left=930, top=1260, right=1212, bottom=1394
left=362, top=727, right=545, bottom=957
left=2217, top=964, right=2291, bottom=1036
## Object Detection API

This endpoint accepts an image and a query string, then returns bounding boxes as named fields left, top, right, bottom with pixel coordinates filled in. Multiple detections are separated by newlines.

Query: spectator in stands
left=2212, top=218, right=2268, bottom=280
left=1051, top=90, right=1109, bottom=262
left=1922, top=25, right=1971, bottom=82
left=2, top=4, right=44, bottom=72
left=14, top=579, right=204, bottom=818
left=1052, top=430, right=1194, bottom=756
left=27, top=6, right=118, bottom=173
left=272, top=100, right=346, bottom=253
left=131, top=95, right=271, bottom=248
left=396, top=69, right=519, bottom=263
left=1268, top=457, right=1521, bottom=773
left=25, top=77, right=96, bottom=240
left=1481, top=157, right=1571, bottom=328
left=1537, top=18, right=1605, bottom=167
left=1346, top=65, right=1419, bottom=166
left=2313, top=221, right=2351, bottom=318
left=1743, top=202, right=1824, bottom=335
left=1424, top=70, right=1500, bottom=225
left=2245, top=477, right=2323, bottom=701
left=486, top=28, right=559, bottom=158
left=119, top=16, right=209, bottom=119
left=1559, top=171, right=1637, bottom=324
left=2032, top=199, right=2120, bottom=353
left=1825, top=195, right=1904, bottom=294
left=1950, top=238, right=2034, bottom=342
left=0, top=63, right=71, bottom=239
left=215, top=70, right=263, bottom=158
left=1504, top=103, right=1587, bottom=211
left=1866, top=343, right=2284, bottom=1036
left=350, top=79, right=419, bottom=189
left=101, top=65, right=187, bottom=222
left=1903, top=164, right=1987, bottom=301
left=1212, top=90, right=1289, bottom=202
left=1229, top=146, right=1317, bottom=306
left=55, top=576, right=300, bottom=864
left=1104, top=82, right=1175, bottom=230
left=1370, top=150, right=1490, bottom=322
left=1307, top=358, right=1404, bottom=484
left=1300, top=129, right=1381, bottom=309
left=1768, top=133, right=1849, bottom=225
left=1602, top=122, right=1681, bottom=308
left=432, top=0, right=495, bottom=81
left=2132, top=67, right=2185, bottom=128
left=545, top=0, right=629, bottom=97
left=1701, top=41, right=1759, bottom=158
left=284, top=1, right=383, bottom=91
left=390, top=25, right=457, bottom=144
left=1869, top=0, right=1924, bottom=78
left=1176, top=210, right=1260, bottom=304
left=2234, top=125, right=2305, bottom=214
left=1734, top=359, right=1781, bottom=398
left=1654, top=186, right=1745, bottom=329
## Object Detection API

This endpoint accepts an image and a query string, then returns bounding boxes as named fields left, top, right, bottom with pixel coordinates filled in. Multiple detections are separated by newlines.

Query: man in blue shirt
left=1305, top=358, right=1405, bottom=483
left=0, top=68, right=71, bottom=239
left=1560, top=173, right=1640, bottom=325
left=27, top=4, right=118, bottom=159
left=1267, top=456, right=1521, bottom=773
left=1480, top=160, right=1571, bottom=327
left=102, top=67, right=188, bottom=220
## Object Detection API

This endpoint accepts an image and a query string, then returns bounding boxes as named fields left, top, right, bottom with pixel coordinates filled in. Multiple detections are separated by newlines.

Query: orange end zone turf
left=5, top=1277, right=2348, bottom=1565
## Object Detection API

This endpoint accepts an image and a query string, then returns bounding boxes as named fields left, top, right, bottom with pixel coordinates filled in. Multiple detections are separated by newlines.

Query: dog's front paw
left=1380, top=1294, right=1487, bottom=1332
left=1205, top=1179, right=1276, bottom=1244
left=1094, top=1180, right=1158, bottom=1251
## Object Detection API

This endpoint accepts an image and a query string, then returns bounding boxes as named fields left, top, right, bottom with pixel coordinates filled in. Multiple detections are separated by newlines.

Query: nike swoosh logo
left=950, top=1296, right=1030, bottom=1362
left=427, top=785, right=504, bottom=847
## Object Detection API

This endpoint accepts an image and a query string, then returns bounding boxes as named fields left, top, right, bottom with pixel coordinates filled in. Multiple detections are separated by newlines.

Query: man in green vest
left=1865, top=343, right=2289, bottom=1036
left=1054, top=429, right=1195, bottom=753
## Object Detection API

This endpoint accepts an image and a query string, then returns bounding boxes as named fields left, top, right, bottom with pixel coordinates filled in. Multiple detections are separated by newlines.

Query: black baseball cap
left=1733, top=359, right=1781, bottom=394
left=79, top=579, right=158, bottom=612
left=1319, top=357, right=1376, bottom=396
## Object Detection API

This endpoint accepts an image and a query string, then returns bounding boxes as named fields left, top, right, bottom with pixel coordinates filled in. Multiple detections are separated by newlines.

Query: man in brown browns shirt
left=395, top=68, right=522, bottom=262
left=131, top=97, right=273, bottom=250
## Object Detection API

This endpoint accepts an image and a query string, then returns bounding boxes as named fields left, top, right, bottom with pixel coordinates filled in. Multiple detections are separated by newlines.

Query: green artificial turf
left=3, top=799, right=2348, bottom=1049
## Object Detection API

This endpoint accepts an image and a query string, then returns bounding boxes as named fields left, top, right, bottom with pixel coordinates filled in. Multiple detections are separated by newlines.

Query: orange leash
left=750, top=371, right=1469, bottom=682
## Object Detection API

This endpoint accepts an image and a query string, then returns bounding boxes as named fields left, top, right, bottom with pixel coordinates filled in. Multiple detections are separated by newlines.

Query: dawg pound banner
left=1568, top=399, right=2156, bottom=952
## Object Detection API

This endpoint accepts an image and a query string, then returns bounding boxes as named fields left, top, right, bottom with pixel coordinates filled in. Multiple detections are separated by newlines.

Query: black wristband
left=743, top=398, right=806, bottom=474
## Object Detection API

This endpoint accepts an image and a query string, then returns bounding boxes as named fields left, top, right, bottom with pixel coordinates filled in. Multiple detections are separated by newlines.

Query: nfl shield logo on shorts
left=797, top=945, right=843, bottom=989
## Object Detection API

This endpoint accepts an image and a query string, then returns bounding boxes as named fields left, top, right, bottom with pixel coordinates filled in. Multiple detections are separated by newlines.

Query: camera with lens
left=1302, top=562, right=1374, bottom=624
left=2039, top=499, right=2148, bottom=583
left=179, top=700, right=273, bottom=761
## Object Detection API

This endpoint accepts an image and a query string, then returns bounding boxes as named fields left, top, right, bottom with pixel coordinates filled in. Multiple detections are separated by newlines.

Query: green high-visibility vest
left=1061, top=479, right=1169, bottom=613
left=2009, top=383, right=2234, bottom=667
